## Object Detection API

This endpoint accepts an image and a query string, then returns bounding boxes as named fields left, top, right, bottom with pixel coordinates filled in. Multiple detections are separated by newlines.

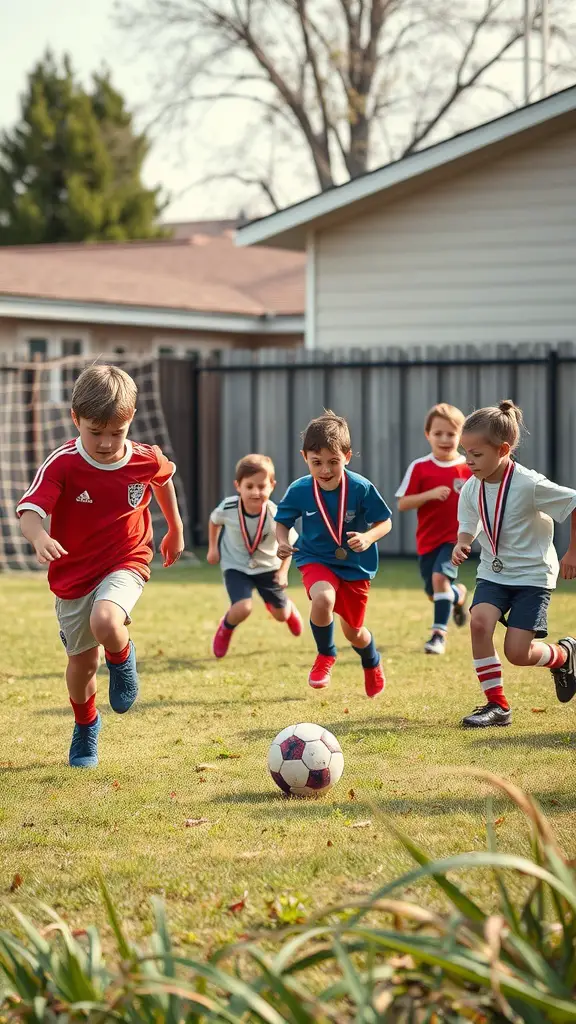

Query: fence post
left=547, top=348, right=558, bottom=481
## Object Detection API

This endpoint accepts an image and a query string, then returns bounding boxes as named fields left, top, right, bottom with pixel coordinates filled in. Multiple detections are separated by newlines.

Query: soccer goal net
left=0, top=356, right=189, bottom=571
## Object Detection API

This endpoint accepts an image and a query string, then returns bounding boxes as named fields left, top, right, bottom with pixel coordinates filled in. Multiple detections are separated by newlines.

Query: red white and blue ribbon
left=238, top=501, right=267, bottom=559
left=312, top=471, right=349, bottom=549
left=479, top=460, right=515, bottom=556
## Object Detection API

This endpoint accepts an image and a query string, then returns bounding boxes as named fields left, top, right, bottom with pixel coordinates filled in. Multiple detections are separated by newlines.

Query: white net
left=0, top=356, right=189, bottom=571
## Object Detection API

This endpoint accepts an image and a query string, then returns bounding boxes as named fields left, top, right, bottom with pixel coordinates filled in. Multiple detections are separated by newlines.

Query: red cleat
left=308, top=654, right=336, bottom=689
left=286, top=602, right=303, bottom=637
left=212, top=618, right=233, bottom=659
left=364, top=661, right=385, bottom=698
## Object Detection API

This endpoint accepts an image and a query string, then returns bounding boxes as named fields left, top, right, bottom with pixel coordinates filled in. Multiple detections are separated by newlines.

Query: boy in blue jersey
left=275, top=410, right=392, bottom=697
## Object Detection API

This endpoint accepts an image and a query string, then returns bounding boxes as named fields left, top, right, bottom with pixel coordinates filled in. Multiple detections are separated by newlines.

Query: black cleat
left=424, top=632, right=446, bottom=655
left=452, top=586, right=469, bottom=627
left=461, top=702, right=511, bottom=728
left=550, top=637, right=576, bottom=704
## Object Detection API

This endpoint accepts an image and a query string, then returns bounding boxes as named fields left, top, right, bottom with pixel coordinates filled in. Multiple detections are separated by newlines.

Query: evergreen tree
left=0, top=53, right=165, bottom=244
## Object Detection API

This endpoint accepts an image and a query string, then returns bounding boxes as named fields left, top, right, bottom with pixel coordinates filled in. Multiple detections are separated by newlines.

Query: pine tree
left=0, top=53, right=165, bottom=244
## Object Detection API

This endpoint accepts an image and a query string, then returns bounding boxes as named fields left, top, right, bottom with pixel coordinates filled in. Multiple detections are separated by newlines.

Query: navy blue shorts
left=471, top=579, right=551, bottom=638
left=418, top=542, right=458, bottom=597
left=223, top=569, right=287, bottom=609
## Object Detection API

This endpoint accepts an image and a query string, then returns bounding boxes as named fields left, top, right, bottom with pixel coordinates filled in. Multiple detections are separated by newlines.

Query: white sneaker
left=424, top=633, right=446, bottom=655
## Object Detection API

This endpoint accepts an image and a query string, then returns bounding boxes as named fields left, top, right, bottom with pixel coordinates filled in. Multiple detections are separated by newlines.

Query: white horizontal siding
left=315, top=128, right=576, bottom=348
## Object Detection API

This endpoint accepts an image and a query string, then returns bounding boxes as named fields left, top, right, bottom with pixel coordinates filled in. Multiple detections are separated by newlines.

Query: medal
left=238, top=501, right=267, bottom=567
left=479, top=461, right=514, bottom=574
left=312, top=472, right=349, bottom=559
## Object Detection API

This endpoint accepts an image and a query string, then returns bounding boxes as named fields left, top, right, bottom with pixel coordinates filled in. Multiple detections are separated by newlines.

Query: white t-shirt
left=457, top=462, right=576, bottom=590
left=210, top=496, right=296, bottom=575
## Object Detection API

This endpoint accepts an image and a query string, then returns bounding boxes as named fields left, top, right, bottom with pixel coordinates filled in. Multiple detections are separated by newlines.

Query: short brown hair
left=424, top=403, right=465, bottom=433
left=463, top=399, right=524, bottom=451
left=72, top=364, right=137, bottom=425
left=234, top=453, right=276, bottom=484
left=301, top=410, right=351, bottom=454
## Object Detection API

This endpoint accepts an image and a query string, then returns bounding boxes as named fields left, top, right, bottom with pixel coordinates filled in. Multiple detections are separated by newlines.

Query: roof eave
left=236, top=86, right=576, bottom=251
left=0, top=295, right=304, bottom=335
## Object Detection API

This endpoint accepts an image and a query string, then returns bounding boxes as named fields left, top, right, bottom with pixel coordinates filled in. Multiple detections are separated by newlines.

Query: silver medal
left=248, top=558, right=257, bottom=569
left=492, top=557, right=504, bottom=573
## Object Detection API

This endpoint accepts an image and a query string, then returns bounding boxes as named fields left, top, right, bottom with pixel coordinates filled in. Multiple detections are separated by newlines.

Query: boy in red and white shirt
left=17, top=364, right=185, bottom=768
left=396, top=403, right=471, bottom=655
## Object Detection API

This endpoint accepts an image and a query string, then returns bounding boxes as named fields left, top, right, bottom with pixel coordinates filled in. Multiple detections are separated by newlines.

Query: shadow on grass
left=239, top=716, right=431, bottom=742
left=209, top=788, right=576, bottom=818
left=33, top=694, right=306, bottom=716
left=470, top=731, right=576, bottom=751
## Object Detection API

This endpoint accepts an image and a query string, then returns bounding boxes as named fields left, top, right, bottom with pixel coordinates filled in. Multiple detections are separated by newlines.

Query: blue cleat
left=69, top=712, right=101, bottom=768
left=107, top=641, right=139, bottom=714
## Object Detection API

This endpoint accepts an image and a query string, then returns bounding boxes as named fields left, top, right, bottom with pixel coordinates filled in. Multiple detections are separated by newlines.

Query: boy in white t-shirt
left=453, top=400, right=576, bottom=728
left=207, top=454, right=302, bottom=658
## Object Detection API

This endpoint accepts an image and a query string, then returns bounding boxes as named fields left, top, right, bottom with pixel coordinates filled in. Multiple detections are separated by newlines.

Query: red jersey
left=17, top=438, right=175, bottom=599
left=396, top=454, right=471, bottom=555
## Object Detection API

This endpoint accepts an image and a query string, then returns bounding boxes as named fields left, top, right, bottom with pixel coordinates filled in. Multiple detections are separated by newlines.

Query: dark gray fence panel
left=291, top=350, right=331, bottom=482
left=556, top=342, right=576, bottom=553
left=254, top=348, right=291, bottom=499
left=365, top=348, right=404, bottom=555
left=220, top=350, right=254, bottom=493
left=327, top=347, right=365, bottom=478
left=515, top=343, right=550, bottom=476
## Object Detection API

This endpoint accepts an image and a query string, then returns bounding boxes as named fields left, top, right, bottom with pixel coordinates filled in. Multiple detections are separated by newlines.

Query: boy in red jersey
left=17, top=364, right=185, bottom=768
left=396, top=403, right=471, bottom=655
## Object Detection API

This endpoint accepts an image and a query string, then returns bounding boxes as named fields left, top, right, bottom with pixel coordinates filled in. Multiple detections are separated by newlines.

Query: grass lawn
left=1, top=558, right=575, bottom=949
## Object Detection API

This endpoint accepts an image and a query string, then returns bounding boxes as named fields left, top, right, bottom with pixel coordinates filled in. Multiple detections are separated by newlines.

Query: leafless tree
left=116, top=0, right=576, bottom=213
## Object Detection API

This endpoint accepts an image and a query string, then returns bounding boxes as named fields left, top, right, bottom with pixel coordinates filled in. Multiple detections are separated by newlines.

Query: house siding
left=315, top=127, right=576, bottom=347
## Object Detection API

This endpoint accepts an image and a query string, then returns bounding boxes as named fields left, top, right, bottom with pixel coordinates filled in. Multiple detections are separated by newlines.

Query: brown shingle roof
left=0, top=234, right=305, bottom=317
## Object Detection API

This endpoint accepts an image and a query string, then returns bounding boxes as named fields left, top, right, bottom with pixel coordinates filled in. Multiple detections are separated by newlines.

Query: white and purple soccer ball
left=268, top=723, right=344, bottom=797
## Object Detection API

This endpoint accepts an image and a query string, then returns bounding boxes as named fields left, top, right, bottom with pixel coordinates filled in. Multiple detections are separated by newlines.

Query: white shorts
left=55, top=570, right=145, bottom=657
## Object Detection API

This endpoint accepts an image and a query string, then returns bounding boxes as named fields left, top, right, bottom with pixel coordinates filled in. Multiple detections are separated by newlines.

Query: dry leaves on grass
left=10, top=873, right=23, bottom=892
left=195, top=763, right=219, bottom=772
left=348, top=820, right=372, bottom=829
left=228, top=890, right=248, bottom=913
left=184, top=818, right=212, bottom=828
left=494, top=816, right=505, bottom=827
left=531, top=707, right=547, bottom=714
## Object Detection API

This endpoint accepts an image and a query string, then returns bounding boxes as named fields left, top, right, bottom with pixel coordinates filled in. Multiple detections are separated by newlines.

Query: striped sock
left=432, top=591, right=455, bottom=633
left=473, top=654, right=509, bottom=710
left=535, top=642, right=567, bottom=668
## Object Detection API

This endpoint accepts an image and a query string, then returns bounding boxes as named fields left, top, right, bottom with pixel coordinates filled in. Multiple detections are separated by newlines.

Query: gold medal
left=312, top=472, right=349, bottom=560
left=335, top=546, right=348, bottom=560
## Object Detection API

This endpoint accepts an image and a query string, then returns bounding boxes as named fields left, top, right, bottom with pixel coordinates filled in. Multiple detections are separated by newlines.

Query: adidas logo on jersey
left=76, top=490, right=93, bottom=503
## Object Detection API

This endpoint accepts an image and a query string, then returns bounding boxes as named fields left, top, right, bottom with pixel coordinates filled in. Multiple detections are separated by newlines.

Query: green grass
left=0, top=559, right=575, bottom=950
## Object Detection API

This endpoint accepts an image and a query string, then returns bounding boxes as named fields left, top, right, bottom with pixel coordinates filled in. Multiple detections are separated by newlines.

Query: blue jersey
left=275, top=470, right=392, bottom=580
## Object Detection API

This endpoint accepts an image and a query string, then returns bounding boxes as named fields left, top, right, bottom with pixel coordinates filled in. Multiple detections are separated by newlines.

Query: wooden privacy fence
left=159, top=342, right=576, bottom=555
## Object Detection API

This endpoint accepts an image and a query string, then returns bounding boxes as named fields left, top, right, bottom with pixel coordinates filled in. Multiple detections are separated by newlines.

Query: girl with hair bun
left=453, top=399, right=576, bottom=729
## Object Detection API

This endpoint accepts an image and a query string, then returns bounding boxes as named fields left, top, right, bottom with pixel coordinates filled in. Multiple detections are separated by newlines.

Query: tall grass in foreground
left=1, top=771, right=575, bottom=1023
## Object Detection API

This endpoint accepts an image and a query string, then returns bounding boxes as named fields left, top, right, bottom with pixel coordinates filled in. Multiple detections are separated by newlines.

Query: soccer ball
left=268, top=723, right=344, bottom=797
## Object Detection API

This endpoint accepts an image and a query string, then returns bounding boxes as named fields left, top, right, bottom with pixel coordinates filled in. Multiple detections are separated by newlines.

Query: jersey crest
left=128, top=483, right=146, bottom=508
left=453, top=478, right=466, bottom=493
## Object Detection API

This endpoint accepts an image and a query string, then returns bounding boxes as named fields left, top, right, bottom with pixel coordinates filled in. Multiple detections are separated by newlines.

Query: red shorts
left=299, top=563, right=371, bottom=630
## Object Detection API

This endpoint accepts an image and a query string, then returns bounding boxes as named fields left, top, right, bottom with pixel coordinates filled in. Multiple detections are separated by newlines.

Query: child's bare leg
left=340, top=618, right=384, bottom=697
left=91, top=600, right=138, bottom=714
left=225, top=599, right=253, bottom=626
left=66, top=648, right=100, bottom=704
left=268, top=604, right=289, bottom=623
left=463, top=603, right=510, bottom=726
left=310, top=581, right=336, bottom=627
left=90, top=599, right=130, bottom=654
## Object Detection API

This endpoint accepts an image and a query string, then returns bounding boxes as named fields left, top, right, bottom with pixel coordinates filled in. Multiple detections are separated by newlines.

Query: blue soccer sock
left=352, top=633, right=380, bottom=668
left=451, top=583, right=461, bottom=604
left=432, top=591, right=455, bottom=633
left=310, top=620, right=337, bottom=657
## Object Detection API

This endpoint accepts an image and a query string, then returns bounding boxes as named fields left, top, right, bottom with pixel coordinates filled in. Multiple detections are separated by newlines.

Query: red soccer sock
left=105, top=641, right=131, bottom=665
left=70, top=693, right=98, bottom=726
left=473, top=654, right=509, bottom=710
left=535, top=643, right=567, bottom=668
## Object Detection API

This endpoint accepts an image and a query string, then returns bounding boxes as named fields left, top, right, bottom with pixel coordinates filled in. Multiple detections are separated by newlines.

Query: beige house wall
left=314, top=125, right=576, bottom=347
left=0, top=318, right=303, bottom=359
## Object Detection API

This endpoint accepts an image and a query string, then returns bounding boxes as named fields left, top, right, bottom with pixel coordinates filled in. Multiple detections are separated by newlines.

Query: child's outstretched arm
left=452, top=532, right=474, bottom=566
left=560, top=509, right=576, bottom=580
left=207, top=520, right=222, bottom=564
left=152, top=479, right=185, bottom=567
left=397, top=486, right=451, bottom=511
left=19, top=509, right=68, bottom=564
left=347, top=518, right=391, bottom=552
